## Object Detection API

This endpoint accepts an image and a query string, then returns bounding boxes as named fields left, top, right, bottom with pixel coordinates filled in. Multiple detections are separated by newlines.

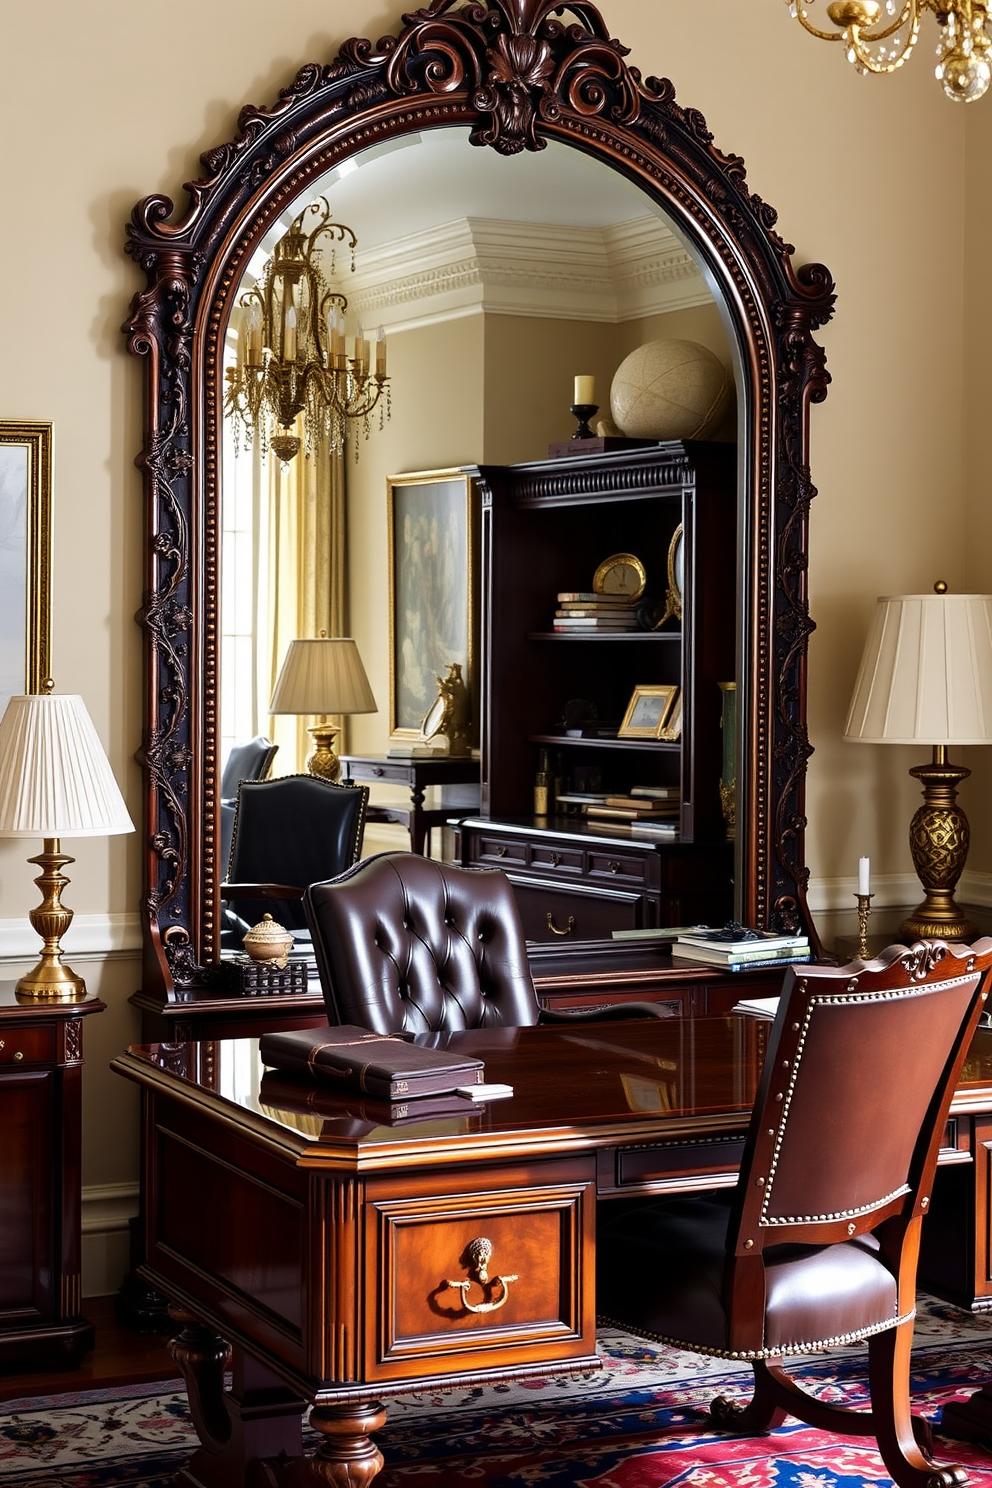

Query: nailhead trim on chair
left=760, top=977, right=976, bottom=1227
left=594, top=1306, right=914, bottom=1361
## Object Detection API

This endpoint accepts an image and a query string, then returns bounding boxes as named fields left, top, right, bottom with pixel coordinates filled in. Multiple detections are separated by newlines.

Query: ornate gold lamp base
left=305, top=724, right=342, bottom=782
left=898, top=748, right=979, bottom=943
left=15, top=838, right=87, bottom=1003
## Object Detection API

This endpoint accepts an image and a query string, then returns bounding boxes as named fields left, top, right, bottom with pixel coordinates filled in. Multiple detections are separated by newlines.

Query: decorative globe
left=609, top=339, right=733, bottom=441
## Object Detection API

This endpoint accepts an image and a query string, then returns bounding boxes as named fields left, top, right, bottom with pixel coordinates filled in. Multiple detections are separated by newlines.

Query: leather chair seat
left=597, top=1193, right=897, bottom=1358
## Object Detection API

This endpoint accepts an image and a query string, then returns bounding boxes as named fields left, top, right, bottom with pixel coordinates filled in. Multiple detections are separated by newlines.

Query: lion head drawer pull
left=445, top=1236, right=518, bottom=1314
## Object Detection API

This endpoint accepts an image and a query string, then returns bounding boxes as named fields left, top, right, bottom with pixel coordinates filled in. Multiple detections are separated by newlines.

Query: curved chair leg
left=711, top=1359, right=790, bottom=1434
left=868, top=1322, right=969, bottom=1488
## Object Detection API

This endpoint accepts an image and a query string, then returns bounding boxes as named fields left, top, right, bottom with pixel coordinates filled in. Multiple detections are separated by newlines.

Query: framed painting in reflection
left=0, top=422, right=52, bottom=715
left=387, top=469, right=479, bottom=744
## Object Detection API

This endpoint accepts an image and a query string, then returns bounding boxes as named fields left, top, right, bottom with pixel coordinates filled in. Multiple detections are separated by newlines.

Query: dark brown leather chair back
left=224, top=774, right=368, bottom=933
left=729, top=940, right=992, bottom=1270
left=304, top=852, right=541, bottom=1033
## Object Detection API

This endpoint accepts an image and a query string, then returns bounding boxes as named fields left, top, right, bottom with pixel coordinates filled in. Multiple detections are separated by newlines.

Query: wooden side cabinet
left=0, top=985, right=104, bottom=1368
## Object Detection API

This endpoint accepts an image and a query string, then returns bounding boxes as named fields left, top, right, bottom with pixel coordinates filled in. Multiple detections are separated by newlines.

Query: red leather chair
left=596, top=938, right=992, bottom=1488
left=304, top=850, right=673, bottom=1033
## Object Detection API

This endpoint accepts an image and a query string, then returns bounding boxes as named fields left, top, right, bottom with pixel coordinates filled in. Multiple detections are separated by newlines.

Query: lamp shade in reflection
left=0, top=692, right=134, bottom=1002
left=844, top=591, right=992, bottom=944
left=269, top=637, right=377, bottom=717
left=844, top=593, right=992, bottom=745
left=269, top=637, right=376, bottom=781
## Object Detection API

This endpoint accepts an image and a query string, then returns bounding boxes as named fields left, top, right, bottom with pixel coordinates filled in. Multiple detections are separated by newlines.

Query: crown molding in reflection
left=346, top=216, right=709, bottom=332
left=0, top=911, right=142, bottom=963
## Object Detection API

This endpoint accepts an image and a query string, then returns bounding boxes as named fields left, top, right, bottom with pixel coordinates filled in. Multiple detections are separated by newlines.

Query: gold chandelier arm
left=790, top=0, right=918, bottom=48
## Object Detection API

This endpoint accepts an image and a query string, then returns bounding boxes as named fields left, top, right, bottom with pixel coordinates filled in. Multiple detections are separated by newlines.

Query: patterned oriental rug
left=4, top=1297, right=992, bottom=1488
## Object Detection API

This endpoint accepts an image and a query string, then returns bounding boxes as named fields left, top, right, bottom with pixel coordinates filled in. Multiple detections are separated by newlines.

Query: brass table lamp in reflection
left=844, top=584, right=992, bottom=942
left=0, top=691, right=134, bottom=1001
left=269, top=635, right=377, bottom=781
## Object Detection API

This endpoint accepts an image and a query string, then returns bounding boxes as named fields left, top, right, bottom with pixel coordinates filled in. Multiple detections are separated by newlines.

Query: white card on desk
left=456, top=1083, right=514, bottom=1101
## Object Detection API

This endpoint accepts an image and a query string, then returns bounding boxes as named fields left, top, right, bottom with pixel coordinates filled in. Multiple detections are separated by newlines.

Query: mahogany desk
left=113, top=1018, right=992, bottom=1486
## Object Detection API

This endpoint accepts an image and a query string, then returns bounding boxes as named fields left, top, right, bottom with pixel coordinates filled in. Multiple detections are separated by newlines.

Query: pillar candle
left=858, top=856, right=870, bottom=896
left=573, top=375, right=595, bottom=406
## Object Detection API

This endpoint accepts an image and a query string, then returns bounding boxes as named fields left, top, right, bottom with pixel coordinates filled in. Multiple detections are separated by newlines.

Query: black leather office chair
left=219, top=737, right=279, bottom=890
left=596, top=938, right=992, bottom=1488
left=303, top=850, right=673, bottom=1033
left=222, top=774, right=369, bottom=939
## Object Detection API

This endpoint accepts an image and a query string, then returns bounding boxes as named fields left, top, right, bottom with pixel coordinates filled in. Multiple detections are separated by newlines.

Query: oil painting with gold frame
left=387, top=468, right=479, bottom=743
left=0, top=421, right=52, bottom=707
left=618, top=683, right=678, bottom=740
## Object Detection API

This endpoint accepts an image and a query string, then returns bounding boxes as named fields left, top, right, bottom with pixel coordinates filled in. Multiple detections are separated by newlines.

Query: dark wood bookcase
left=458, top=443, right=738, bottom=941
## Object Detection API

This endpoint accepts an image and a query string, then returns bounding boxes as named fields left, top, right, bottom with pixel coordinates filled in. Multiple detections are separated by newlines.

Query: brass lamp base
left=305, top=723, right=341, bottom=782
left=898, top=750, right=979, bottom=944
left=15, top=839, right=87, bottom=1003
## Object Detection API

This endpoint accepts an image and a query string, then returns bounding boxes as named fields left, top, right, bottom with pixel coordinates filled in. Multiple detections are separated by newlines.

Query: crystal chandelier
left=788, top=0, right=992, bottom=101
left=225, top=197, right=390, bottom=464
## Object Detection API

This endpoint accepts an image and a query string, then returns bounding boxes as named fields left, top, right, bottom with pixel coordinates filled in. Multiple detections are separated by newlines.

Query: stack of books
left=674, top=926, right=811, bottom=972
left=553, top=591, right=640, bottom=633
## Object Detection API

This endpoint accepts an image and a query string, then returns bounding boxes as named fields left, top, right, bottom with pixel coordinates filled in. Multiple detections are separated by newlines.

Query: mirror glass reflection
left=219, top=128, right=738, bottom=834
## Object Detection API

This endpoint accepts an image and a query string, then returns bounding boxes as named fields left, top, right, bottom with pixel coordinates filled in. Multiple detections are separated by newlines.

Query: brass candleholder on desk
left=856, top=893, right=873, bottom=960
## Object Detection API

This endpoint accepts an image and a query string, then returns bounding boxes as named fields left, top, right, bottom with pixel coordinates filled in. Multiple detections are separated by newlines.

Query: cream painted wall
left=0, top=0, right=982, bottom=1289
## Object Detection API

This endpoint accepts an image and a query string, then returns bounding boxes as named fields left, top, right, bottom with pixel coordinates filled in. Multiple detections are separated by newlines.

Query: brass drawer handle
left=550, top=852, right=562, bottom=867
left=493, top=844, right=507, bottom=858
left=607, top=860, right=620, bottom=874
left=13, top=1051, right=23, bottom=1061
left=546, top=912, right=575, bottom=937
left=445, top=1237, right=518, bottom=1315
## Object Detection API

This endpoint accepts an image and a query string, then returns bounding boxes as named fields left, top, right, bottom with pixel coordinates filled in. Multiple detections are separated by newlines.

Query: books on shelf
left=630, top=822, right=678, bottom=839
left=603, top=795, right=678, bottom=812
left=553, top=618, right=639, bottom=632
left=557, top=592, right=637, bottom=606
left=630, top=785, right=680, bottom=800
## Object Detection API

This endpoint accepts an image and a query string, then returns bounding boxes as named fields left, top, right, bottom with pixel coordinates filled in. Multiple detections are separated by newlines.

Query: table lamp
left=844, top=584, right=992, bottom=943
left=269, top=635, right=377, bottom=781
left=0, top=691, right=135, bottom=1000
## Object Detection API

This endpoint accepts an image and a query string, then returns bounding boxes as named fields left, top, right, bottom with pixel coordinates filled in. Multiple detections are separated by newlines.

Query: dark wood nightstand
left=0, top=984, right=104, bottom=1368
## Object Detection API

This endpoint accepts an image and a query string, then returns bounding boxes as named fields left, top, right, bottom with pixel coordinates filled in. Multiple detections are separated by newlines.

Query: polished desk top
left=117, top=1016, right=766, bottom=1163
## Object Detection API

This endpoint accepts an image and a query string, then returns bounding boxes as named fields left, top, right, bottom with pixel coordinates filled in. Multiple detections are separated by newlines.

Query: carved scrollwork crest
left=899, top=942, right=949, bottom=982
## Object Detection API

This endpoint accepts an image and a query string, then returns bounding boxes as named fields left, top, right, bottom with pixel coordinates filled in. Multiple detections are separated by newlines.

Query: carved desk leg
left=169, top=1305, right=308, bottom=1488
left=308, top=1402, right=388, bottom=1488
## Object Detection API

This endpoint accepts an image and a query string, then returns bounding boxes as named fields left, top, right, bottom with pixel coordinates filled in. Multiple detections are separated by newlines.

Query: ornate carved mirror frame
left=125, top=0, right=834, bottom=1000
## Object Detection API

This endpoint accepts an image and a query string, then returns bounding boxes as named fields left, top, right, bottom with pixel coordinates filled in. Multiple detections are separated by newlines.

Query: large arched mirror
left=126, top=0, right=833, bottom=1001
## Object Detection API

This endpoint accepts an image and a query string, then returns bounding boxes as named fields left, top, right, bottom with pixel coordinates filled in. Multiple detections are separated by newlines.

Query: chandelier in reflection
left=225, top=197, right=390, bottom=464
left=787, top=0, right=992, bottom=101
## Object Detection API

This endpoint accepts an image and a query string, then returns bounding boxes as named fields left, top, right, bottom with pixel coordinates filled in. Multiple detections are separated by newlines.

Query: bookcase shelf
left=458, top=443, right=737, bottom=942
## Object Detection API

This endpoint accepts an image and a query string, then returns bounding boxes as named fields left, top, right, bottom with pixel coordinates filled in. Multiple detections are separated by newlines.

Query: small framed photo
left=618, top=684, right=678, bottom=739
left=0, top=422, right=52, bottom=714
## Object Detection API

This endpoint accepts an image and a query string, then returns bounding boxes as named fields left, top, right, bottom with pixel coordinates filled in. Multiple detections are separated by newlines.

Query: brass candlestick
left=856, top=893, right=873, bottom=961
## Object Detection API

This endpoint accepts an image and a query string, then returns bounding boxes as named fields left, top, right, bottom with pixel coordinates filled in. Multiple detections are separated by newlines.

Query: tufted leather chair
left=597, top=937, right=992, bottom=1488
left=222, top=774, right=369, bottom=938
left=303, top=851, right=673, bottom=1033
left=218, top=736, right=279, bottom=890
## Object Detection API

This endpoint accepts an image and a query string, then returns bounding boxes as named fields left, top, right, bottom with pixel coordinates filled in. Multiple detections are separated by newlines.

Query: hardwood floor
left=0, top=1296, right=180, bottom=1402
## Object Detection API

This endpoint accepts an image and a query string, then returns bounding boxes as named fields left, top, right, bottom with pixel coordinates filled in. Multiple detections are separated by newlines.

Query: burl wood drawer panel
left=363, top=1159, right=596, bottom=1381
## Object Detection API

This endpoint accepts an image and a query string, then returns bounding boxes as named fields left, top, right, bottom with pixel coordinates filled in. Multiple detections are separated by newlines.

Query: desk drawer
left=510, top=876, right=646, bottom=942
left=364, top=1160, right=595, bottom=1381
left=0, top=1026, right=56, bottom=1066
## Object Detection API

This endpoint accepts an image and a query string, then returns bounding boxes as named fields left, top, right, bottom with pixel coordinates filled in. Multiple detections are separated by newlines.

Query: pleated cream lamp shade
left=0, top=693, right=134, bottom=1001
left=844, top=589, right=992, bottom=943
left=269, top=636, right=376, bottom=781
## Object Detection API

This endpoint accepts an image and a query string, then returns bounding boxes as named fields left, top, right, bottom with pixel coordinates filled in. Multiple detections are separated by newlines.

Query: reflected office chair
left=218, top=736, right=279, bottom=885
left=303, top=849, right=673, bottom=1033
left=222, top=774, right=369, bottom=941
left=597, top=938, right=992, bottom=1488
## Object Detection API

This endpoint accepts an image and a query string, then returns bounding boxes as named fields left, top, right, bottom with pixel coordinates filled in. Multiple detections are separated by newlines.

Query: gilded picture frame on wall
left=0, top=421, right=53, bottom=708
left=387, top=469, right=479, bottom=744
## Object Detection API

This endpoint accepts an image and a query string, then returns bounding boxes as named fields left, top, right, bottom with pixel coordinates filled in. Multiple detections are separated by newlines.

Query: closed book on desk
left=258, top=1072, right=476, bottom=1126
left=259, top=1025, right=485, bottom=1099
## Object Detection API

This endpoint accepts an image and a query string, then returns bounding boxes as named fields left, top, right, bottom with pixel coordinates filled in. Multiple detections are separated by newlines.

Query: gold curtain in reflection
left=259, top=424, right=347, bottom=773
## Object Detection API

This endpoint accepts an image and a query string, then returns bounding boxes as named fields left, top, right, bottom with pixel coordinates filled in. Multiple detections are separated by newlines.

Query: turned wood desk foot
left=308, top=1402, right=387, bottom=1487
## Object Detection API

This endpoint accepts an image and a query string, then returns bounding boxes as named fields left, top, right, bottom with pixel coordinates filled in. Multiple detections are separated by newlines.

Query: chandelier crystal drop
left=787, top=0, right=992, bottom=101
left=225, top=197, right=390, bottom=464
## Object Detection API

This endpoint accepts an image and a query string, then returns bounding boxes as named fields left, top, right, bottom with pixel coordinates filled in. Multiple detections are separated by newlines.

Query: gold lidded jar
left=243, top=913, right=294, bottom=968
